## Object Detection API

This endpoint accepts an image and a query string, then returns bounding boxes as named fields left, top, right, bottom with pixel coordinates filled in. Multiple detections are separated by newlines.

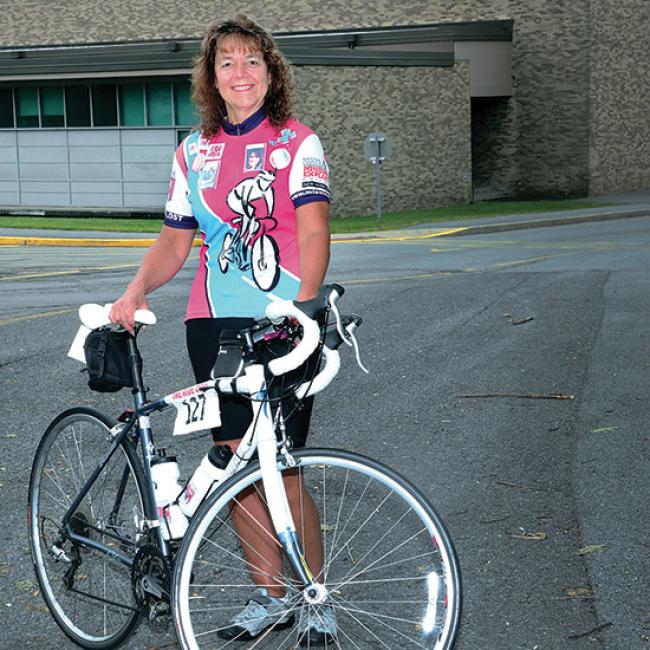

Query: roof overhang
left=0, top=19, right=513, bottom=95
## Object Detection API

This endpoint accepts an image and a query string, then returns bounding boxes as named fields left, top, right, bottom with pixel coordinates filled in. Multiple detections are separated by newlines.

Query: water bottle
left=178, top=444, right=234, bottom=517
left=150, top=451, right=188, bottom=540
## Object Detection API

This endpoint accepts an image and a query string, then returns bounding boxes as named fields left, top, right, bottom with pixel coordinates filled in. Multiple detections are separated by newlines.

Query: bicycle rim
left=173, top=448, right=461, bottom=649
left=28, top=408, right=145, bottom=648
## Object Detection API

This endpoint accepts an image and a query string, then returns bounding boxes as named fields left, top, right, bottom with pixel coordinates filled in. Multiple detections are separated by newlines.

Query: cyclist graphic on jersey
left=219, top=169, right=280, bottom=292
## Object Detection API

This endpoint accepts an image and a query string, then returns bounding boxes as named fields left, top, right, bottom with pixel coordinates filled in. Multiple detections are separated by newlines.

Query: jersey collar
left=223, top=107, right=266, bottom=136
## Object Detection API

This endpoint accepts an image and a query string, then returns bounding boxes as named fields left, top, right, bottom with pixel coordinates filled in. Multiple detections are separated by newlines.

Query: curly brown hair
left=192, top=15, right=294, bottom=136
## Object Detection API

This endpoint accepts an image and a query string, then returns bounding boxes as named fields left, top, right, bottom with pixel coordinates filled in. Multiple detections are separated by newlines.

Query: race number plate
left=165, top=381, right=221, bottom=435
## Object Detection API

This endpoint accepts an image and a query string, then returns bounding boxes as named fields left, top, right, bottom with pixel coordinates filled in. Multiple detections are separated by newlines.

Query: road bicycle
left=28, top=284, right=462, bottom=649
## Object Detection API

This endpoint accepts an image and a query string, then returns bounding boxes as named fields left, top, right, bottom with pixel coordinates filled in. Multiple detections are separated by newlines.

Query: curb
left=0, top=208, right=648, bottom=247
left=440, top=208, right=650, bottom=237
left=0, top=236, right=203, bottom=248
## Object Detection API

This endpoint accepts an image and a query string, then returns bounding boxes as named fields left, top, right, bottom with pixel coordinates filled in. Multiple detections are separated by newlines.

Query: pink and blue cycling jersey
left=164, top=108, right=331, bottom=320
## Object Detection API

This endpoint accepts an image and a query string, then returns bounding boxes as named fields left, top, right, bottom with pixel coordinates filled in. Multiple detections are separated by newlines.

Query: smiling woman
left=104, top=14, right=334, bottom=645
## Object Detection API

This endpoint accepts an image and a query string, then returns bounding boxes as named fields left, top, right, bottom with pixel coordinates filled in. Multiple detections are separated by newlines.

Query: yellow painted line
left=0, top=236, right=203, bottom=248
left=0, top=235, right=157, bottom=247
left=0, top=229, right=464, bottom=248
left=333, top=227, right=467, bottom=244
left=0, top=262, right=141, bottom=281
left=0, top=307, right=78, bottom=326
left=0, top=296, right=168, bottom=327
left=343, top=272, right=450, bottom=285
left=0, top=252, right=199, bottom=281
left=0, top=272, right=448, bottom=325
left=464, top=253, right=573, bottom=272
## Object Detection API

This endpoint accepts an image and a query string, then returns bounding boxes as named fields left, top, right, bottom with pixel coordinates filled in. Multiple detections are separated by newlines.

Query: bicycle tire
left=28, top=407, right=147, bottom=649
left=172, top=448, right=461, bottom=649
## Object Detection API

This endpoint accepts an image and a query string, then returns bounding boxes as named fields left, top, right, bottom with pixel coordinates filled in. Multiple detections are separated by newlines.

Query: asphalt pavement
left=2, top=200, right=649, bottom=648
left=1, top=189, right=649, bottom=246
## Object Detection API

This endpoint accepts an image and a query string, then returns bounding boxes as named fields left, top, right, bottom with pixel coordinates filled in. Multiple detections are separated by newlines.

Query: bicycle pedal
left=148, top=601, right=170, bottom=624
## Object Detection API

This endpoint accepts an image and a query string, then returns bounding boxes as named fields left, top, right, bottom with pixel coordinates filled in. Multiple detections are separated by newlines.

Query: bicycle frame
left=60, top=412, right=142, bottom=568
left=59, top=336, right=318, bottom=590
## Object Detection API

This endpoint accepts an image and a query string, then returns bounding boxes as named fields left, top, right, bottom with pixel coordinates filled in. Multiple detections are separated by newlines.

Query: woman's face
left=214, top=38, right=270, bottom=123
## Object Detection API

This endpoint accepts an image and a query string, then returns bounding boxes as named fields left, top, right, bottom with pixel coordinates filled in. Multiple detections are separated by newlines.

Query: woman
left=109, top=15, right=334, bottom=645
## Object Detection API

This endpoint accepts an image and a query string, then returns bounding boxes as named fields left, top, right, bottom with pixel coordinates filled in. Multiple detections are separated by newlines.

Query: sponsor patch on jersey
left=244, top=144, right=265, bottom=172
left=302, top=157, right=329, bottom=185
left=198, top=161, right=221, bottom=190
left=164, top=210, right=197, bottom=228
left=206, top=143, right=225, bottom=160
left=269, top=147, right=291, bottom=170
left=188, top=142, right=198, bottom=155
left=269, top=128, right=296, bottom=146
left=192, top=153, right=205, bottom=172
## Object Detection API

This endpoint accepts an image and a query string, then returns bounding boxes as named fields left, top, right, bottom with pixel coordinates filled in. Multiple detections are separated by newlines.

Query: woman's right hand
left=109, top=287, right=149, bottom=334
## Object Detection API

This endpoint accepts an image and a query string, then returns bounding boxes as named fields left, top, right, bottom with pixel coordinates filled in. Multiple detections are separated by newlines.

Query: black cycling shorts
left=186, top=317, right=318, bottom=448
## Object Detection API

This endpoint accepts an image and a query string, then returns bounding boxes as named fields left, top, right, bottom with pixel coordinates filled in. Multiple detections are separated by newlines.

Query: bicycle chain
left=131, top=543, right=172, bottom=621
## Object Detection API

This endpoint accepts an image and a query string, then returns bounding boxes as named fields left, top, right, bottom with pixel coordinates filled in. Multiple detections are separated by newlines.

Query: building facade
left=0, top=1, right=647, bottom=217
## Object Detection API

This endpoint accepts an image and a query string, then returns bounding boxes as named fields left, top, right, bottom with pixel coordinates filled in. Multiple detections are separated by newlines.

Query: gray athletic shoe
left=217, top=587, right=294, bottom=641
left=298, top=604, right=338, bottom=646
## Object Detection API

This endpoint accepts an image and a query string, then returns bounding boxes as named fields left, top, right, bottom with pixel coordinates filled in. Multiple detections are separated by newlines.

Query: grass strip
left=0, top=200, right=605, bottom=235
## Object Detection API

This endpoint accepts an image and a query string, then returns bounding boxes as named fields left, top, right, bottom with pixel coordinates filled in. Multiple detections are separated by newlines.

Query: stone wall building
left=0, top=1, right=647, bottom=217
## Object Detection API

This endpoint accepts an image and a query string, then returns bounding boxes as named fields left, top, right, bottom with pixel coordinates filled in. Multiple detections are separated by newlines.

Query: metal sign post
left=364, top=132, right=392, bottom=222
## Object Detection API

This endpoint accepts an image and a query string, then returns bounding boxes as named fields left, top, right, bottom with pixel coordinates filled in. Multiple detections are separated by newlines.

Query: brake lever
left=327, top=290, right=369, bottom=373
left=328, top=291, right=352, bottom=347
left=345, top=322, right=369, bottom=374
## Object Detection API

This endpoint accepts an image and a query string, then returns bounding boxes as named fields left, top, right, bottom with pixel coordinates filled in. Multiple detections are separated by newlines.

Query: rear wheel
left=173, top=448, right=461, bottom=649
left=28, top=407, right=147, bottom=648
left=251, top=234, right=279, bottom=291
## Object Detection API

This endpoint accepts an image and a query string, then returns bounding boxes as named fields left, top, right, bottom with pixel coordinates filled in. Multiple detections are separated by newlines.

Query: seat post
left=126, top=335, right=147, bottom=405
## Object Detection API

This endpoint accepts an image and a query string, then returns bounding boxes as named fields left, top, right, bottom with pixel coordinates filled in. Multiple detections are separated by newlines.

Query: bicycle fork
left=249, top=366, right=327, bottom=603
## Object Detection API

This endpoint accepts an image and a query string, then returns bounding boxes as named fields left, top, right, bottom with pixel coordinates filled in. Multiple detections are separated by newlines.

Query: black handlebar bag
left=84, top=328, right=137, bottom=392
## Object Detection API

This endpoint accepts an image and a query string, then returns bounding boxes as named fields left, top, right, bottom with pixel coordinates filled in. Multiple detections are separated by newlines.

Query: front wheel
left=28, top=407, right=147, bottom=648
left=173, top=448, right=461, bottom=649
left=218, top=232, right=234, bottom=273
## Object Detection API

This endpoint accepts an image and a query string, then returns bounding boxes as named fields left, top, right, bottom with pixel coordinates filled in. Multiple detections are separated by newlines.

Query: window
left=92, top=84, right=118, bottom=126
left=40, top=87, right=64, bottom=127
left=17, top=87, right=39, bottom=127
left=0, top=89, right=13, bottom=127
left=173, top=81, right=196, bottom=126
left=119, top=84, right=145, bottom=126
left=3, top=78, right=199, bottom=129
left=65, top=85, right=91, bottom=126
left=146, top=82, right=172, bottom=126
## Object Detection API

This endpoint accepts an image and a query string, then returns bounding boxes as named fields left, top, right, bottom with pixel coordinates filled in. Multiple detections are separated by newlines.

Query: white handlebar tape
left=78, top=304, right=110, bottom=329
left=265, top=300, right=321, bottom=376
left=295, top=346, right=341, bottom=399
left=134, top=309, right=157, bottom=326
left=79, top=303, right=157, bottom=330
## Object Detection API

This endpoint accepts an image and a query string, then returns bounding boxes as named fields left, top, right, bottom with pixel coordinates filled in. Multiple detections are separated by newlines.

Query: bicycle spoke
left=331, top=597, right=433, bottom=649
left=30, top=410, right=144, bottom=647
left=320, top=487, right=394, bottom=576
left=175, top=450, right=460, bottom=650
left=332, top=526, right=434, bottom=592
left=198, top=511, right=287, bottom=589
